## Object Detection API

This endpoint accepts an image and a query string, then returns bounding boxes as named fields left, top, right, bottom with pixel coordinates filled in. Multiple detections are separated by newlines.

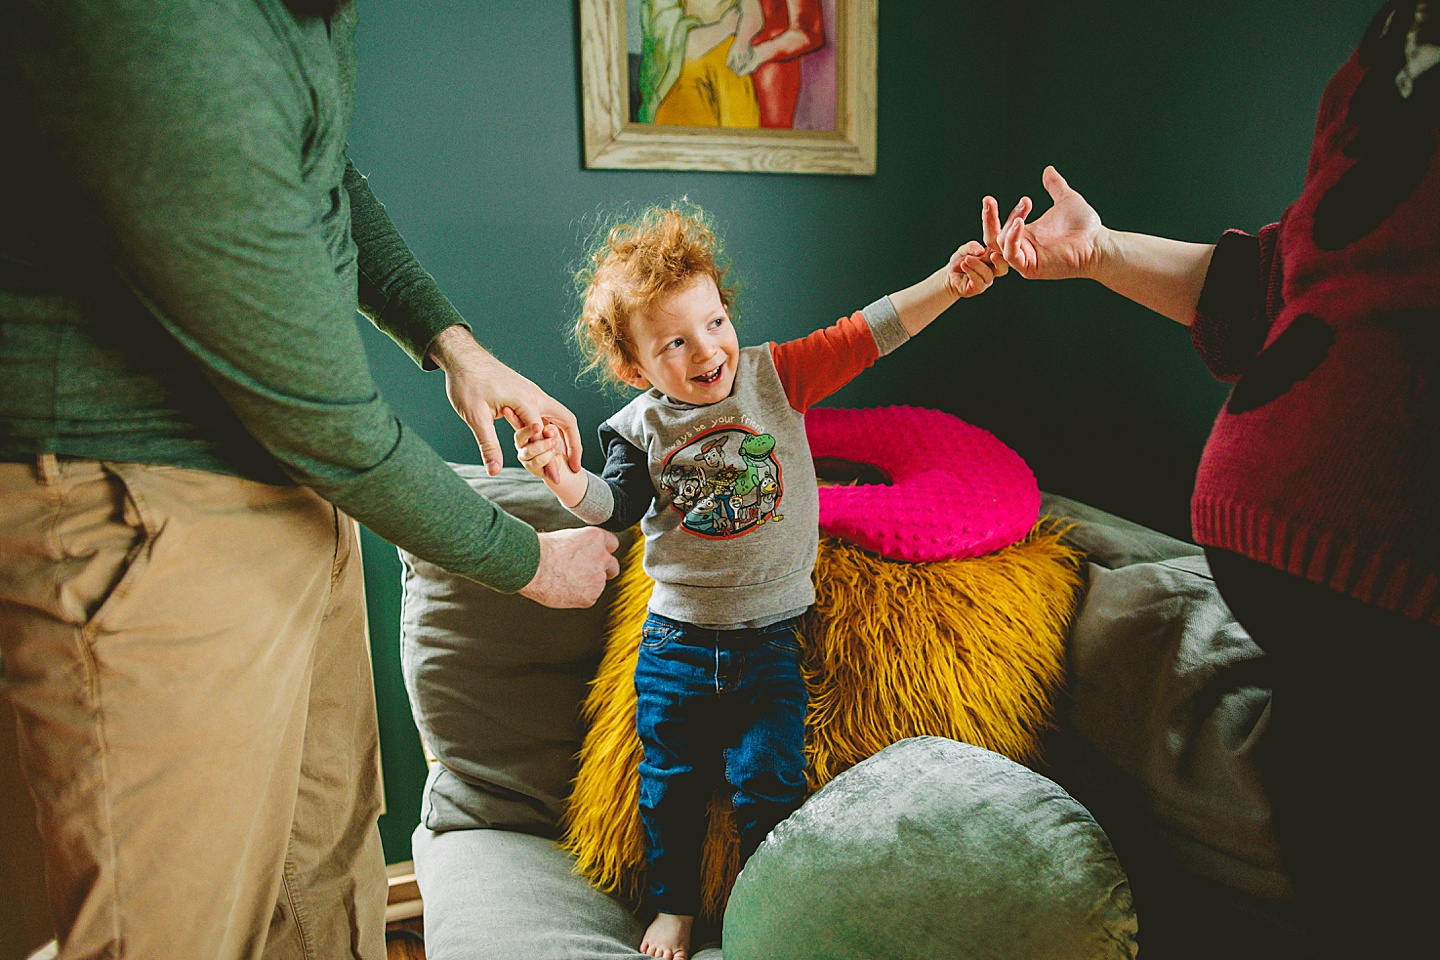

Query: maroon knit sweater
left=1190, top=7, right=1438, bottom=626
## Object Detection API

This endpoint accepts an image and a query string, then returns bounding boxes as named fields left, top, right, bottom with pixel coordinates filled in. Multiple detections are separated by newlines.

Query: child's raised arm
left=767, top=239, right=1000, bottom=413
left=515, top=422, right=590, bottom=508
left=887, top=239, right=1002, bottom=338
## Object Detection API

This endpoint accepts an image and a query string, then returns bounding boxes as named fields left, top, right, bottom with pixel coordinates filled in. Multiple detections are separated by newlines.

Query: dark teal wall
left=958, top=0, right=1378, bottom=538
left=350, top=0, right=1008, bottom=863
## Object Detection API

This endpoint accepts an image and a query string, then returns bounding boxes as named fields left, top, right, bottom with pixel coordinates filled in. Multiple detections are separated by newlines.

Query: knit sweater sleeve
left=1191, top=223, right=1284, bottom=382
left=344, top=159, right=468, bottom=371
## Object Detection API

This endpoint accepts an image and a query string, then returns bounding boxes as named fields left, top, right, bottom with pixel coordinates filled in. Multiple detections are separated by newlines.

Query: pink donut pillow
left=806, top=406, right=1039, bottom=562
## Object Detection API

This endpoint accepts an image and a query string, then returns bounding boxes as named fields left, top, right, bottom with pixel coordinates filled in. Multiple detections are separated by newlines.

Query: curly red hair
left=574, top=204, right=736, bottom=389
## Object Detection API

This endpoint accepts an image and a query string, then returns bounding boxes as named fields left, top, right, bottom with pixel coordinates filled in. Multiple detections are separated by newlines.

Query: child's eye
left=709, top=317, right=725, bottom=329
left=665, top=338, right=684, bottom=351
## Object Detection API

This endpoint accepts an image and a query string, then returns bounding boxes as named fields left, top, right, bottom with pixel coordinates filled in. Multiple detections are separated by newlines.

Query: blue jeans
left=634, top=612, right=809, bottom=915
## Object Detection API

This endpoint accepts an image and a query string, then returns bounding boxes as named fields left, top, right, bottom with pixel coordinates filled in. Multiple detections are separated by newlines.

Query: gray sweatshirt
left=569, top=299, right=909, bottom=628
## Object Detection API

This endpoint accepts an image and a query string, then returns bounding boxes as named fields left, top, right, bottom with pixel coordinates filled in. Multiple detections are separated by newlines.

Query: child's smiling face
left=616, top=275, right=740, bottom=406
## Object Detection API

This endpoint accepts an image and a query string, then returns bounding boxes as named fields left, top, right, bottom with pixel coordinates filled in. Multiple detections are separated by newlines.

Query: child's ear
left=614, top=359, right=649, bottom=390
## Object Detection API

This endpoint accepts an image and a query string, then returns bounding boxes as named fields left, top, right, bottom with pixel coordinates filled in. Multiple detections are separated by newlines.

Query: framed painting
left=580, top=0, right=878, bottom=175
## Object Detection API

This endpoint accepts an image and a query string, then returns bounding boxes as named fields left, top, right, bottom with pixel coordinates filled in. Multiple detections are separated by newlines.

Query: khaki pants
left=0, top=457, right=386, bottom=960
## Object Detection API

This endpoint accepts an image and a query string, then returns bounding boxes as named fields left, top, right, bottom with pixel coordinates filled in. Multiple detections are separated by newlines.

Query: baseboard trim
left=386, top=860, right=423, bottom=923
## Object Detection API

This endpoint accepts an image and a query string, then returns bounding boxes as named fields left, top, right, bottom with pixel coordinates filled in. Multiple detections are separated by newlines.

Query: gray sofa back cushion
left=1039, top=493, right=1290, bottom=909
left=399, top=467, right=636, bottom=835
left=1040, top=492, right=1202, bottom=569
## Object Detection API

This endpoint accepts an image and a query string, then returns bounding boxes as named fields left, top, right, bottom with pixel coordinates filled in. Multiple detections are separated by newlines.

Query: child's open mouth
left=692, top=365, right=723, bottom=384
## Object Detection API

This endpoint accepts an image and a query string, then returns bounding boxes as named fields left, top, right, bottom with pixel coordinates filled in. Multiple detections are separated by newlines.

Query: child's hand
left=515, top=420, right=578, bottom=486
left=945, top=240, right=1001, bottom=298
left=516, top=422, right=590, bottom=509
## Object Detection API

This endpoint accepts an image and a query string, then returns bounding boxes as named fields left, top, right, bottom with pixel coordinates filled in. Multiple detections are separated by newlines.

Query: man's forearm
left=1091, top=230, right=1216, bottom=327
left=346, top=160, right=469, bottom=369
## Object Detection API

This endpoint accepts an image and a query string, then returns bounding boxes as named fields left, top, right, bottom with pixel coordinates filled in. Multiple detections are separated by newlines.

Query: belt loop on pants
left=36, top=453, right=61, bottom=486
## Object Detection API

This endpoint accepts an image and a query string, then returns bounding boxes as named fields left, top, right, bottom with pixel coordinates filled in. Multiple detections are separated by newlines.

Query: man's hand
left=985, top=165, right=1109, bottom=281
left=428, top=325, right=583, bottom=477
left=519, top=527, right=621, bottom=608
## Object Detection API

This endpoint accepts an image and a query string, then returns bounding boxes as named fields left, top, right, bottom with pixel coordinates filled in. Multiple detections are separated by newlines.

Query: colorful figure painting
left=583, top=0, right=873, bottom=174
left=627, top=0, right=837, bottom=131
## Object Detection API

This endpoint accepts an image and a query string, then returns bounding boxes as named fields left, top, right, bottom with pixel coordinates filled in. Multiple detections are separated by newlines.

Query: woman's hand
left=985, top=166, right=1108, bottom=281
left=982, top=166, right=1217, bottom=325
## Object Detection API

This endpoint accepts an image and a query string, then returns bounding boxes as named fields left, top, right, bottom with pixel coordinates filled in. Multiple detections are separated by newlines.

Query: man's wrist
left=426, top=323, right=486, bottom=372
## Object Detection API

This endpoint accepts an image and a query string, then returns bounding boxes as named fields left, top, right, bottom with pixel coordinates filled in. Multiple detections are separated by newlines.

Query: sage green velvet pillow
left=723, top=736, right=1138, bottom=960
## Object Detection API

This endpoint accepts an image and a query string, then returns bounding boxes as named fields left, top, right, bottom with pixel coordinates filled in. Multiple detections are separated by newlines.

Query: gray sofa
left=398, top=468, right=1302, bottom=959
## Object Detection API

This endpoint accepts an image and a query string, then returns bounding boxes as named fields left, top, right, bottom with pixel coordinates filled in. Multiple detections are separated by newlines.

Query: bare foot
left=640, top=912, right=693, bottom=960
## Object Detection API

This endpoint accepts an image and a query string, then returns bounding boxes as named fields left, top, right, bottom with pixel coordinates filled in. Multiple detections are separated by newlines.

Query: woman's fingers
left=981, top=196, right=1004, bottom=249
left=998, top=215, right=1024, bottom=268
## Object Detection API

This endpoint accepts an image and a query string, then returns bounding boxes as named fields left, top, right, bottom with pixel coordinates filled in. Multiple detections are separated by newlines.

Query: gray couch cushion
left=1040, top=492, right=1202, bottom=569
left=1062, top=554, right=1285, bottom=900
left=399, top=467, right=637, bottom=834
left=1038, top=494, right=1302, bottom=955
left=722, top=737, right=1138, bottom=960
left=412, top=825, right=723, bottom=960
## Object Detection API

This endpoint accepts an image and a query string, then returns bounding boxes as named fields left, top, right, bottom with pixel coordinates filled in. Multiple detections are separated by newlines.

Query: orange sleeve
left=769, top=312, right=879, bottom=413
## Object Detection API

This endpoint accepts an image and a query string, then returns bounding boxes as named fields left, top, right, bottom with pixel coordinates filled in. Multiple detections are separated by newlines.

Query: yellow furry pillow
left=559, top=525, right=1083, bottom=921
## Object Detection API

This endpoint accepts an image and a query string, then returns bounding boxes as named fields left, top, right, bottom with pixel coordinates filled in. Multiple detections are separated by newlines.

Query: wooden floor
left=386, top=916, right=425, bottom=960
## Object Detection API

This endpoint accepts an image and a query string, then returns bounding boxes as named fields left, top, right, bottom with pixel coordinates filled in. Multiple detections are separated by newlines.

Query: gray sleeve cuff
left=862, top=296, right=910, bottom=356
left=567, top=471, right=616, bottom=525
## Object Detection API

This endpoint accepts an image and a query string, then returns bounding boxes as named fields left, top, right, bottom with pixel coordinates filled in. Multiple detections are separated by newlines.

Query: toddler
left=516, top=205, right=998, bottom=960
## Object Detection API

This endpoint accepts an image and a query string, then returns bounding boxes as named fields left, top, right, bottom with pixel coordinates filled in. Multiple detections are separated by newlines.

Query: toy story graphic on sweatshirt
left=660, top=426, right=784, bottom=539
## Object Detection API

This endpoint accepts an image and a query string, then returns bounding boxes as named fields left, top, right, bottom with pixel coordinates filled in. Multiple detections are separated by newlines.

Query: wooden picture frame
left=580, top=0, right=878, bottom=175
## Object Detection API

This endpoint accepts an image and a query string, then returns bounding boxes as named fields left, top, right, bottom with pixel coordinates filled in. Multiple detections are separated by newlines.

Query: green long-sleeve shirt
left=0, top=0, right=539, bottom=591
